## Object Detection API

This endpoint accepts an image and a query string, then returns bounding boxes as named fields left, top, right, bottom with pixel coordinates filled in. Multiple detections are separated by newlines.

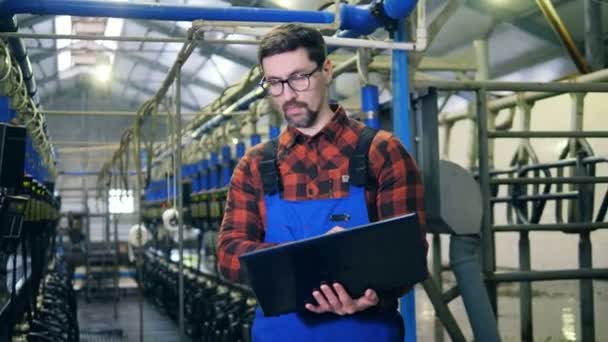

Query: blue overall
left=251, top=170, right=405, bottom=341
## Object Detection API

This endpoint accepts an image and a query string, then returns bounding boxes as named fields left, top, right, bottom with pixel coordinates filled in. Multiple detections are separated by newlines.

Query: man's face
left=261, top=48, right=332, bottom=128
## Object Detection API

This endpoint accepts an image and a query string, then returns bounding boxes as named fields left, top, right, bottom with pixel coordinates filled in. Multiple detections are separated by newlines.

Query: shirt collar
left=280, top=104, right=348, bottom=150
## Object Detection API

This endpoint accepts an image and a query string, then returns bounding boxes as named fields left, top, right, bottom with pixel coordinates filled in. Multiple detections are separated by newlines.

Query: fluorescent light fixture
left=489, top=0, right=510, bottom=6
left=99, top=1, right=127, bottom=64
left=98, top=17, right=125, bottom=64
left=55, top=16, right=71, bottom=48
left=55, top=16, right=72, bottom=72
left=95, top=64, right=112, bottom=83
left=57, top=50, right=72, bottom=72
left=101, top=18, right=123, bottom=48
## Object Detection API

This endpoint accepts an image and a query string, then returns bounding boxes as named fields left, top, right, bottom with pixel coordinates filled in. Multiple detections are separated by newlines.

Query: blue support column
left=210, top=152, right=219, bottom=189
left=200, top=159, right=209, bottom=190
left=269, top=125, right=281, bottom=140
left=24, top=134, right=33, bottom=177
left=0, top=96, right=11, bottom=122
left=192, top=163, right=201, bottom=192
left=392, top=19, right=417, bottom=342
left=157, top=181, right=163, bottom=201
left=144, top=182, right=151, bottom=201
left=169, top=175, right=176, bottom=200
left=161, top=180, right=169, bottom=201
left=151, top=183, right=156, bottom=201
left=236, top=141, right=246, bottom=159
left=250, top=134, right=261, bottom=147
left=221, top=145, right=232, bottom=187
left=361, top=84, right=380, bottom=129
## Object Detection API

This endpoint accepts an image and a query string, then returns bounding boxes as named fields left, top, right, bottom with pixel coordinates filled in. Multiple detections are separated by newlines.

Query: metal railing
left=421, top=76, right=608, bottom=342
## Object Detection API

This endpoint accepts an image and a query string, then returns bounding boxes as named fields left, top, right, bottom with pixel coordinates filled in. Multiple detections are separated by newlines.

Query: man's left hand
left=305, top=283, right=379, bottom=315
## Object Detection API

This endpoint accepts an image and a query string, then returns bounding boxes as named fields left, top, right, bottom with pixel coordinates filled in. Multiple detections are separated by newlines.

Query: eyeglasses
left=260, top=65, right=322, bottom=97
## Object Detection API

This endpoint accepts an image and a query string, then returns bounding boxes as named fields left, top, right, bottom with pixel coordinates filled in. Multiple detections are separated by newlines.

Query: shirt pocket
left=326, top=168, right=350, bottom=199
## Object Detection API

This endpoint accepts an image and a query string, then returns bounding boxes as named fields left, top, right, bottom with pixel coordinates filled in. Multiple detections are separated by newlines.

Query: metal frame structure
left=422, top=77, right=608, bottom=342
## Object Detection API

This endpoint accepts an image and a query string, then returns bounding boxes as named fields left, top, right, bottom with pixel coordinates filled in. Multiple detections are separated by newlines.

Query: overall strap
left=260, top=126, right=378, bottom=194
left=349, top=126, right=379, bottom=187
left=260, top=139, right=279, bottom=195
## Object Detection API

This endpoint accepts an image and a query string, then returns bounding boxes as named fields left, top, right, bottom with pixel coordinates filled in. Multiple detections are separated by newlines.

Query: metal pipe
left=0, top=31, right=191, bottom=43
left=421, top=279, right=467, bottom=342
left=491, top=192, right=578, bottom=203
left=383, top=0, right=418, bottom=20
left=414, top=79, right=608, bottom=92
left=0, top=0, right=336, bottom=24
left=516, top=155, right=608, bottom=172
left=491, top=268, right=608, bottom=282
left=585, top=0, right=604, bottom=71
left=439, top=68, right=608, bottom=122
left=361, top=84, right=380, bottom=129
left=392, top=20, right=417, bottom=342
left=59, top=145, right=120, bottom=153
left=113, top=214, right=119, bottom=320
left=493, top=69, right=608, bottom=111
left=0, top=31, right=423, bottom=51
left=490, top=177, right=608, bottom=185
left=519, top=226, right=533, bottom=341
left=159, top=44, right=196, bottom=109
left=579, top=231, right=596, bottom=341
left=489, top=131, right=608, bottom=138
left=470, top=37, right=491, bottom=175
left=476, top=88, right=497, bottom=312
left=44, top=109, right=212, bottom=116
left=536, top=0, right=591, bottom=74
left=175, top=62, right=185, bottom=341
left=442, top=285, right=460, bottom=304
left=333, top=55, right=359, bottom=75
left=449, top=236, right=501, bottom=342
left=493, top=222, right=608, bottom=232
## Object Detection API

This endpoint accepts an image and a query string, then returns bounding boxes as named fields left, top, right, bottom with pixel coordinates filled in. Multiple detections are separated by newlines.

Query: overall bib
left=251, top=127, right=404, bottom=342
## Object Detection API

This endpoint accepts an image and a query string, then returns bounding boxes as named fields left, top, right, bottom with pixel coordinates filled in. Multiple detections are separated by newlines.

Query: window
left=108, top=189, right=134, bottom=214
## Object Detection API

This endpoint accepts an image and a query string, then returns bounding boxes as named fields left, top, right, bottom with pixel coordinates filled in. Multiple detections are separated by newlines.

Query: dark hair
left=258, top=24, right=326, bottom=67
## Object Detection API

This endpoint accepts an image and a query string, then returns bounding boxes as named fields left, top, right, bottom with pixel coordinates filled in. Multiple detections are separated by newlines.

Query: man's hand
left=325, top=226, right=345, bottom=234
left=305, top=283, right=379, bottom=315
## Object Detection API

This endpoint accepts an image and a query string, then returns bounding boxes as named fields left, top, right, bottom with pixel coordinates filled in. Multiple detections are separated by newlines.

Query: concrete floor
left=415, top=275, right=608, bottom=342
left=76, top=277, right=607, bottom=342
left=77, top=294, right=190, bottom=342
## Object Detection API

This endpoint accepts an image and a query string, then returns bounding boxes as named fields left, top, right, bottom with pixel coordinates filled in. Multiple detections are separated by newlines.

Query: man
left=218, top=24, right=427, bottom=342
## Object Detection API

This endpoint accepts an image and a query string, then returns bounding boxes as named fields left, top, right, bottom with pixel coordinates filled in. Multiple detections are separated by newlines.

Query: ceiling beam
left=116, top=51, right=225, bottom=93
left=467, top=0, right=577, bottom=46
left=38, top=74, right=201, bottom=112
left=30, top=46, right=224, bottom=94
left=16, top=14, right=53, bottom=28
left=130, top=20, right=255, bottom=67
left=492, top=46, right=563, bottom=78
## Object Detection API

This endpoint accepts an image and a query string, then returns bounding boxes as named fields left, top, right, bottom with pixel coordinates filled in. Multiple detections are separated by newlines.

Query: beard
left=281, top=99, right=320, bottom=128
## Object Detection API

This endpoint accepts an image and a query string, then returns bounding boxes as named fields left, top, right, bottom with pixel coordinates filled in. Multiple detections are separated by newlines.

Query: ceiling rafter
left=38, top=74, right=201, bottom=112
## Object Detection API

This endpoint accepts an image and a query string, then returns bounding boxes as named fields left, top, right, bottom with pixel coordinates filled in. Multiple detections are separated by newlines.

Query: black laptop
left=239, top=213, right=428, bottom=316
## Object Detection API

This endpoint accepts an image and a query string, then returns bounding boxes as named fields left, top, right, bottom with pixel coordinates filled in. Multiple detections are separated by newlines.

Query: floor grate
left=80, top=329, right=127, bottom=342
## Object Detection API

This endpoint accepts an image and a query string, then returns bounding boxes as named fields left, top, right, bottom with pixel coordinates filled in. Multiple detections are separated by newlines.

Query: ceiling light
left=95, top=64, right=112, bottom=83
left=55, top=16, right=72, bottom=48
left=55, top=16, right=72, bottom=72
left=57, top=50, right=72, bottom=72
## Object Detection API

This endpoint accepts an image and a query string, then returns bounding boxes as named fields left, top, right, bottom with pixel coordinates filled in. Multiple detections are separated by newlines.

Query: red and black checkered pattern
left=218, top=105, right=428, bottom=284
